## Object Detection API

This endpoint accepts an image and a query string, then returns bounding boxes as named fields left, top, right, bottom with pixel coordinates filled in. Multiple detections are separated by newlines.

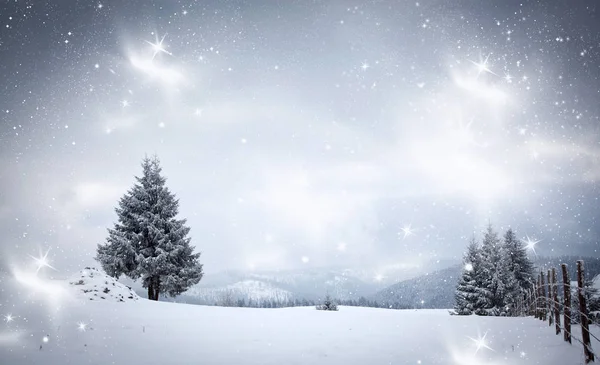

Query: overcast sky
left=0, top=0, right=599, bottom=275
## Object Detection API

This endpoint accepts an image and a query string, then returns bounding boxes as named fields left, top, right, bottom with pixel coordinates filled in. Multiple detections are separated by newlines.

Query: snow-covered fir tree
left=502, top=228, right=534, bottom=301
left=454, top=236, right=482, bottom=315
left=477, top=224, right=518, bottom=316
left=96, top=156, right=204, bottom=300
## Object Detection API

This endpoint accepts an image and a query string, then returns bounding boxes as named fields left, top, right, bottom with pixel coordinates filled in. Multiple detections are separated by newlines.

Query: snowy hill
left=1, top=278, right=596, bottom=365
left=68, top=267, right=139, bottom=302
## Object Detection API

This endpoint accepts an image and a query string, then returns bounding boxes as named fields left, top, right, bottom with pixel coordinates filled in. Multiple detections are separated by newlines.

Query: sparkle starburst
left=145, top=33, right=172, bottom=60
left=4, top=314, right=14, bottom=323
left=399, top=224, right=415, bottom=239
left=467, top=331, right=494, bottom=354
left=77, top=322, right=87, bottom=331
left=29, top=249, right=57, bottom=273
left=523, top=235, right=540, bottom=255
left=468, top=53, right=499, bottom=78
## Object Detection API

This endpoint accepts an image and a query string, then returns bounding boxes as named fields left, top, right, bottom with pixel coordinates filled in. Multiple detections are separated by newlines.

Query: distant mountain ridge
left=371, top=255, right=600, bottom=309
left=133, top=260, right=456, bottom=304
left=169, top=268, right=389, bottom=305
left=128, top=255, right=600, bottom=307
left=372, top=265, right=462, bottom=309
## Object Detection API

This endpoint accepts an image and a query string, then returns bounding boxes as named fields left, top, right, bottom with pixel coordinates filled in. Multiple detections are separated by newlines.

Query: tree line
left=213, top=291, right=414, bottom=310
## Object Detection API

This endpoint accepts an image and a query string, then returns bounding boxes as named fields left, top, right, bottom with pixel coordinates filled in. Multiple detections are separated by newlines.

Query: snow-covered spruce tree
left=454, top=236, right=482, bottom=315
left=503, top=228, right=534, bottom=312
left=477, top=224, right=518, bottom=316
left=95, top=156, right=203, bottom=301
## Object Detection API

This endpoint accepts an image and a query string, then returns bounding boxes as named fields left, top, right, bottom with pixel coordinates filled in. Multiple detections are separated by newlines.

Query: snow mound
left=68, top=267, right=139, bottom=302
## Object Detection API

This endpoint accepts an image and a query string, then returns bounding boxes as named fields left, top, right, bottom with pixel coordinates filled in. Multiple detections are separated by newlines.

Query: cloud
left=73, top=182, right=125, bottom=208
left=128, top=54, right=184, bottom=87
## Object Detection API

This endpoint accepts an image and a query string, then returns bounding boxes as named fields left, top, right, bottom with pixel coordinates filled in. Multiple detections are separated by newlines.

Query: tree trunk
left=147, top=276, right=160, bottom=301
left=147, top=283, right=154, bottom=300
left=153, top=276, right=161, bottom=301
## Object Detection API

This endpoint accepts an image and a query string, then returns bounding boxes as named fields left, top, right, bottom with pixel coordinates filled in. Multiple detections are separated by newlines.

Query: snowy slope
left=68, top=267, right=139, bottom=302
left=1, top=289, right=596, bottom=365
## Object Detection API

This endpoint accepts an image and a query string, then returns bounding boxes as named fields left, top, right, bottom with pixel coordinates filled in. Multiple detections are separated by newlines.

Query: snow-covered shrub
left=316, top=295, right=338, bottom=311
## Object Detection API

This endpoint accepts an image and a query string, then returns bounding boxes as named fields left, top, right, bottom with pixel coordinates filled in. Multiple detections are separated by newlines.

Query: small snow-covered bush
left=316, top=295, right=338, bottom=311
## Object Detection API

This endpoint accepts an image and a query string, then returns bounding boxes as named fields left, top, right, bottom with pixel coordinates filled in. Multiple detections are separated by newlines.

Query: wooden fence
left=524, top=260, right=597, bottom=363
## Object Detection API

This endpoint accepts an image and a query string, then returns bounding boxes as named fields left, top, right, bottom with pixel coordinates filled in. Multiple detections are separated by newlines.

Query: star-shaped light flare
left=468, top=53, right=499, bottom=78
left=4, top=314, right=14, bottom=323
left=467, top=331, right=494, bottom=354
left=400, top=224, right=416, bottom=239
left=145, top=33, right=172, bottom=60
left=29, top=249, right=57, bottom=273
left=523, top=235, right=540, bottom=255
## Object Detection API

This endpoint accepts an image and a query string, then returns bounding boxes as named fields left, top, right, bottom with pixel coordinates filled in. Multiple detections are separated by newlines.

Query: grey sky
left=1, top=0, right=599, bottom=275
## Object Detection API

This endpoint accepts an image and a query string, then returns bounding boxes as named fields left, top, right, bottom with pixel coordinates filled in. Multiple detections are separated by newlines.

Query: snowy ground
left=1, top=271, right=598, bottom=365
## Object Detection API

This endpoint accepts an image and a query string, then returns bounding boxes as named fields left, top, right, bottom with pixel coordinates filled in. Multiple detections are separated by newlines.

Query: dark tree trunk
left=147, top=276, right=160, bottom=301
left=153, top=276, right=161, bottom=301
left=148, top=283, right=154, bottom=300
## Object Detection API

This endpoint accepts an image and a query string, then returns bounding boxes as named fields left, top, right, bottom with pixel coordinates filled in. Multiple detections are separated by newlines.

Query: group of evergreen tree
left=214, top=291, right=316, bottom=308
left=208, top=295, right=415, bottom=310
left=337, top=297, right=413, bottom=309
left=454, top=225, right=534, bottom=316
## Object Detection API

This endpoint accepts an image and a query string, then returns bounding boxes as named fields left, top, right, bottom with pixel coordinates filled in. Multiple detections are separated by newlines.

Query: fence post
left=535, top=275, right=542, bottom=319
left=577, top=260, right=594, bottom=363
left=537, top=275, right=542, bottom=320
left=548, top=269, right=554, bottom=326
left=523, top=288, right=531, bottom=316
left=540, top=271, right=547, bottom=321
left=531, top=287, right=536, bottom=317
left=552, top=268, right=561, bottom=335
left=562, top=263, right=571, bottom=344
